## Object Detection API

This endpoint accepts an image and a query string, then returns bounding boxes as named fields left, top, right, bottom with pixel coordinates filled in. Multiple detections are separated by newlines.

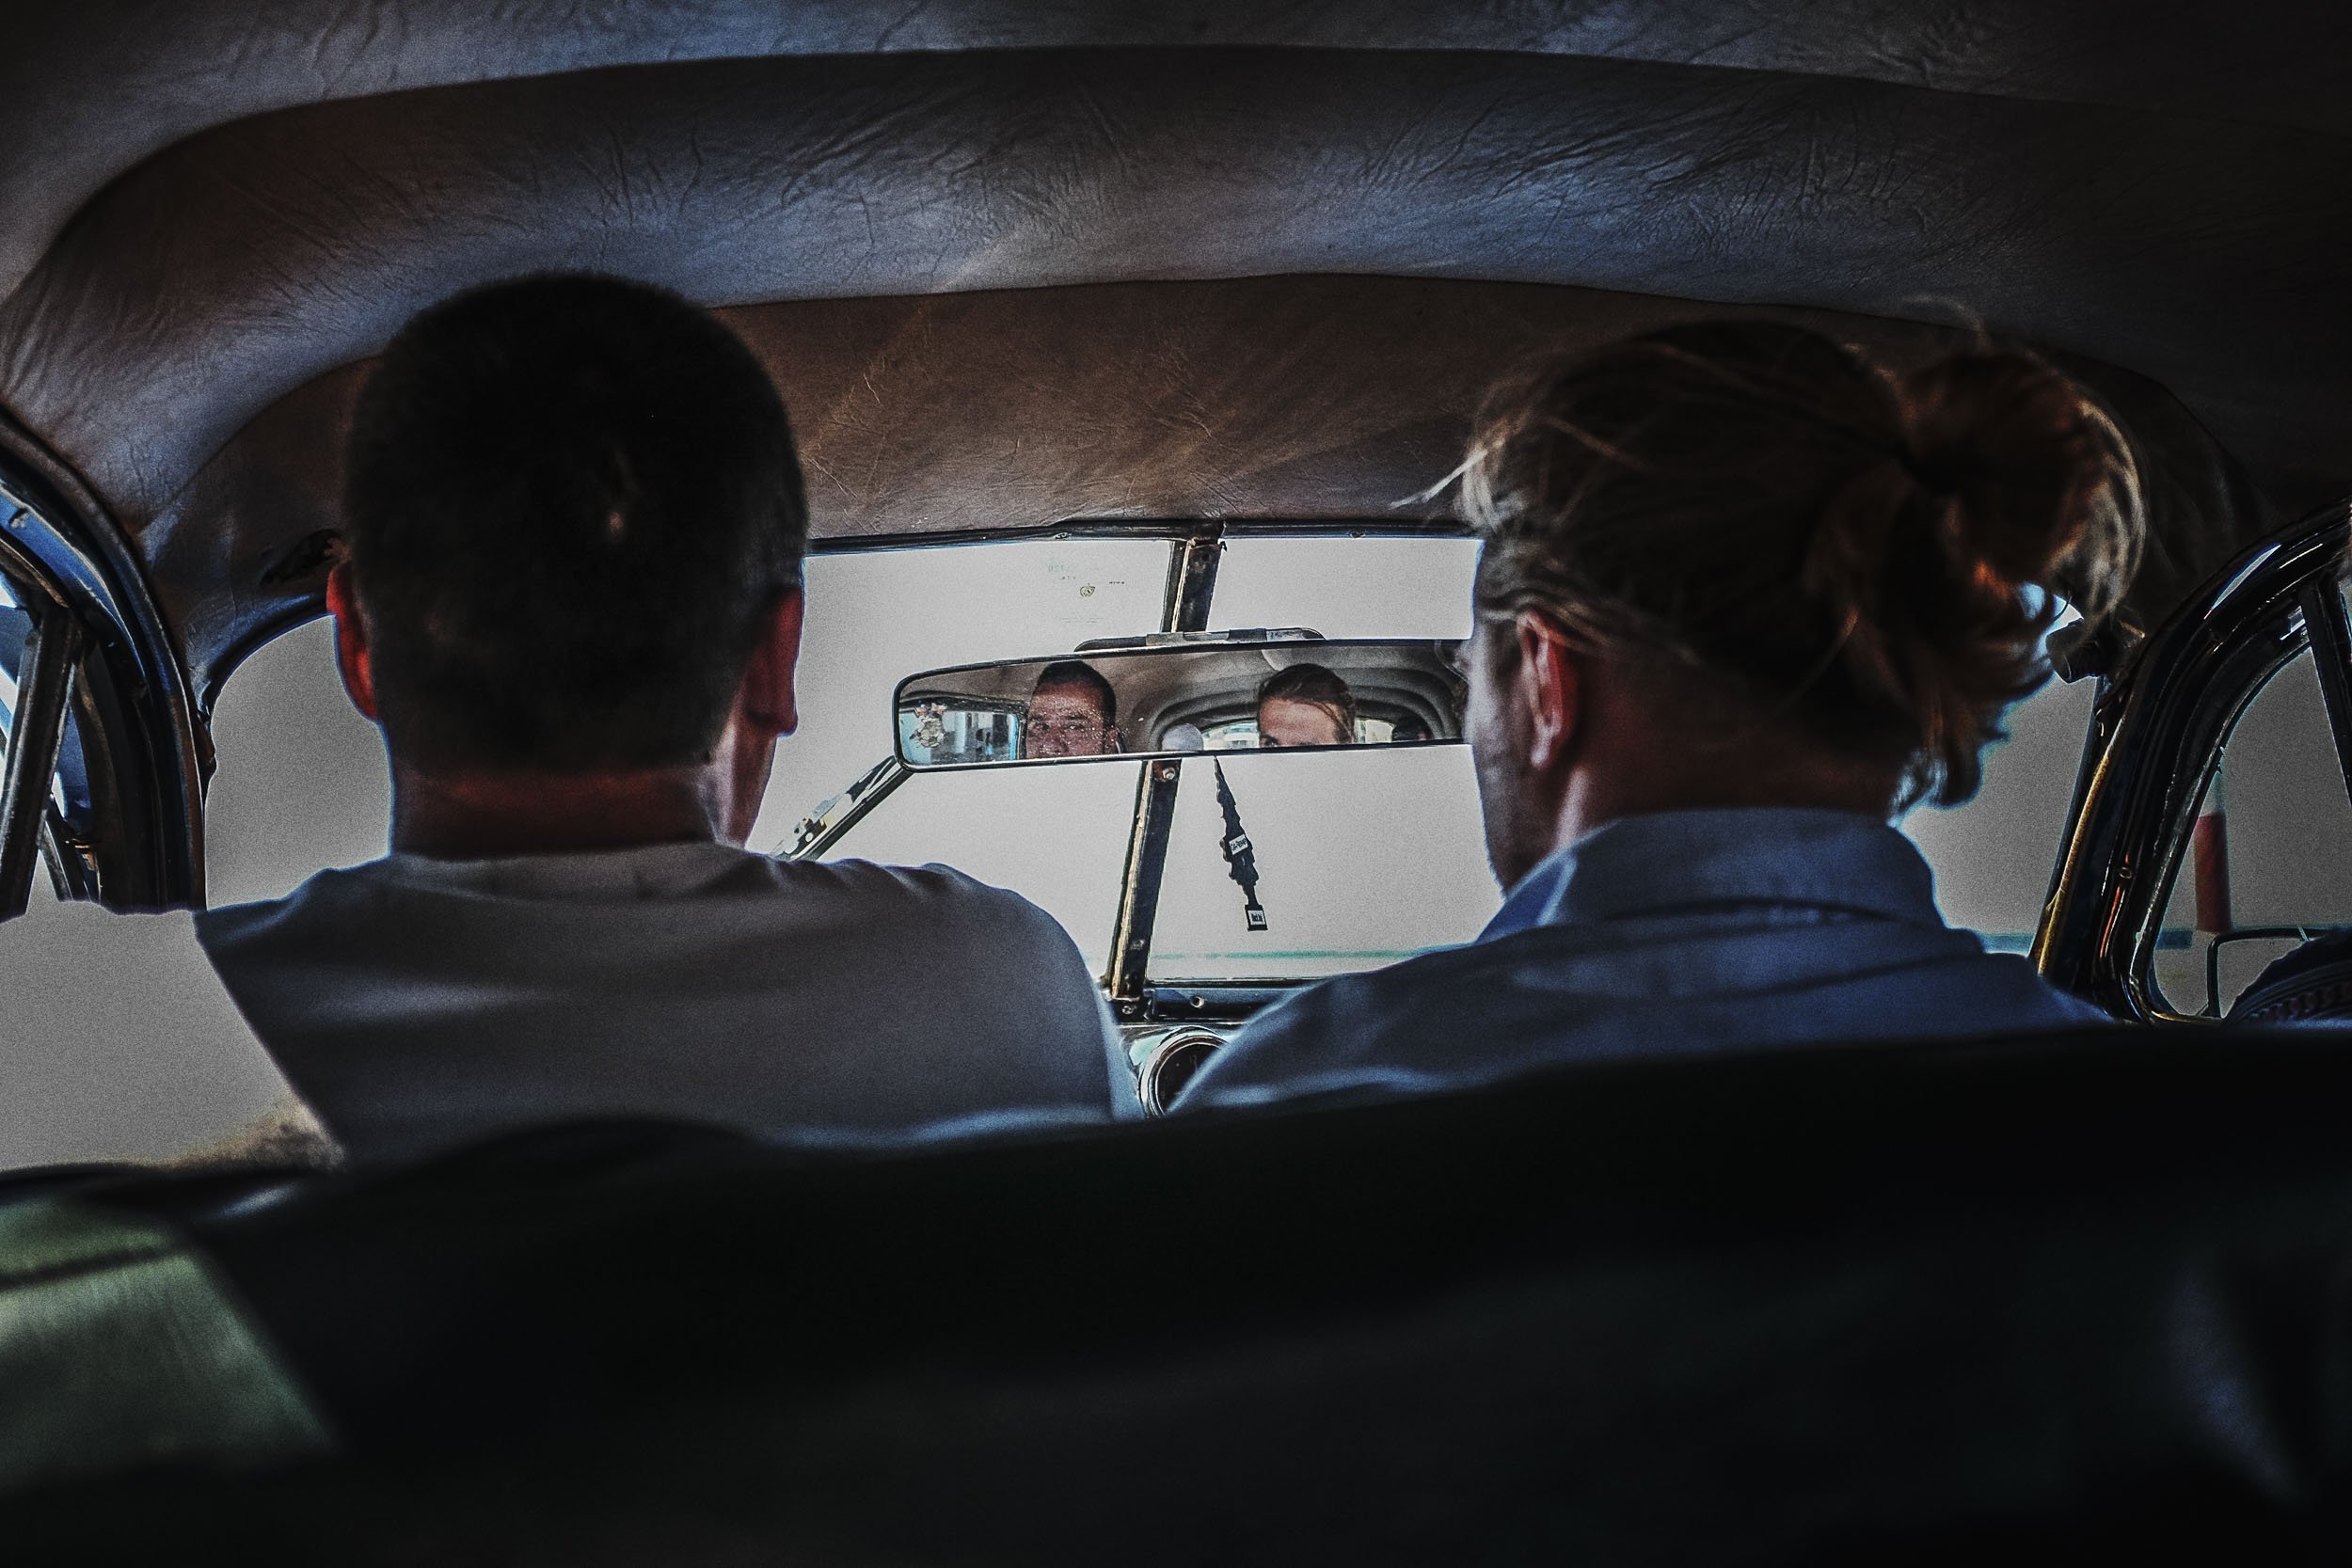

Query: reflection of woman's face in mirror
left=1258, top=697, right=1351, bottom=749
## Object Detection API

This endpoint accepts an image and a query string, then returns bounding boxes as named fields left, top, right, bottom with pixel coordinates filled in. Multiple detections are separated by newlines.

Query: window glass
left=210, top=541, right=1172, bottom=926
left=1205, top=535, right=1482, bottom=639
left=197, top=531, right=2116, bottom=990
left=1169, top=537, right=2109, bottom=985
left=1148, top=536, right=1499, bottom=980
left=206, top=618, right=390, bottom=907
left=0, top=570, right=63, bottom=904
left=0, top=569, right=27, bottom=764
left=1151, top=746, right=1498, bottom=980
left=1898, top=672, right=2095, bottom=955
left=822, top=535, right=1500, bottom=978
left=756, top=540, right=1168, bottom=853
left=779, top=540, right=1170, bottom=967
left=1210, top=537, right=2106, bottom=973
left=2153, top=645, right=2352, bottom=1015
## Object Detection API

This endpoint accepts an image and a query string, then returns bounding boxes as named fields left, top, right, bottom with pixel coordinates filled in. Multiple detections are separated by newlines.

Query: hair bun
left=1901, top=352, right=2143, bottom=622
left=1457, top=319, right=2147, bottom=808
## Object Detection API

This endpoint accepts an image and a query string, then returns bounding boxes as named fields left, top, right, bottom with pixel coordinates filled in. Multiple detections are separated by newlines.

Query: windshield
left=752, top=541, right=1165, bottom=971
left=1149, top=746, right=1494, bottom=978
left=1144, top=535, right=1496, bottom=977
left=205, top=531, right=2101, bottom=993
left=789, top=535, right=1499, bottom=979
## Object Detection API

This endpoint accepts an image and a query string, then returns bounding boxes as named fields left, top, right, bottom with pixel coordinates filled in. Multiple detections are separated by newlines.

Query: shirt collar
left=1483, top=806, right=1946, bottom=940
left=373, top=840, right=758, bottom=900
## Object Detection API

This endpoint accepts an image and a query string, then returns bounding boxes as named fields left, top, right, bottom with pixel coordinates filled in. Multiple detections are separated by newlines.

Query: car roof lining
left=6, top=0, right=2343, bottom=301
left=139, top=276, right=2277, bottom=702
left=0, top=8, right=2341, bottom=695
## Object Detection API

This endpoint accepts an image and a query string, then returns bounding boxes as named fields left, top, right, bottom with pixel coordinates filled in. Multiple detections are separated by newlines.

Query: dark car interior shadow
left=8, top=1024, right=2352, bottom=1564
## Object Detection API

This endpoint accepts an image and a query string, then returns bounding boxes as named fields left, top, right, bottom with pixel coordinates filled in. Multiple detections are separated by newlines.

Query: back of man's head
left=342, top=274, right=808, bottom=775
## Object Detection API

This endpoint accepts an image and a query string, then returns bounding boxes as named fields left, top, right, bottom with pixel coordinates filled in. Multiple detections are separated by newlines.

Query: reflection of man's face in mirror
left=1024, top=666, right=1120, bottom=758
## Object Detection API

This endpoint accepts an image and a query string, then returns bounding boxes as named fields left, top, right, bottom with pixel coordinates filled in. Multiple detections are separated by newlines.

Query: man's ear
left=324, top=562, right=379, bottom=722
left=739, top=588, right=804, bottom=740
left=1513, top=613, right=1583, bottom=774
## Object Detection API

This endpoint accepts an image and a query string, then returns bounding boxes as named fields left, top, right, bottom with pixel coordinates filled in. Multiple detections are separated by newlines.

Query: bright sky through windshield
left=750, top=541, right=1168, bottom=854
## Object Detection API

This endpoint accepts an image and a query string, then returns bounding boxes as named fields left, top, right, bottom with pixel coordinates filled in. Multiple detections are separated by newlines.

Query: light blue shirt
left=1174, top=806, right=2109, bottom=1111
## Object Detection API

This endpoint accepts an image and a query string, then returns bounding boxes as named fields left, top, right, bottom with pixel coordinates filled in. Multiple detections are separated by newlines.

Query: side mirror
left=892, top=636, right=1465, bottom=768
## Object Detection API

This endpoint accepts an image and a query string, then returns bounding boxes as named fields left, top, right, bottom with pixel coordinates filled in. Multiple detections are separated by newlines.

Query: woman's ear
left=324, top=562, right=379, bottom=722
left=1514, top=613, right=1583, bottom=774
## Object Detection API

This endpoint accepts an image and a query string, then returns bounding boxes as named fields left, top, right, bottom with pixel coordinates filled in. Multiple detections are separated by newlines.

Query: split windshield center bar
left=1104, top=524, right=1222, bottom=1013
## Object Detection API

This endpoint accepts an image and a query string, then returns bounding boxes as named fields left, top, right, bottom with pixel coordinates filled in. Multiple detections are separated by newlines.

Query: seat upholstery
left=10, top=1024, right=2352, bottom=1561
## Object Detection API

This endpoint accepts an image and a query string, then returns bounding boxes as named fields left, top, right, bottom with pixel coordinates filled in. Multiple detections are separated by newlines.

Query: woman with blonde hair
left=1179, top=319, right=2144, bottom=1109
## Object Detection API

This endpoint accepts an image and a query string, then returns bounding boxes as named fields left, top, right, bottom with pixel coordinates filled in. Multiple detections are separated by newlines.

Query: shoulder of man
left=193, top=863, right=385, bottom=954
left=792, top=857, right=1060, bottom=928
left=1968, top=949, right=2114, bottom=1027
left=791, top=859, right=1104, bottom=994
left=805, top=859, right=1136, bottom=1118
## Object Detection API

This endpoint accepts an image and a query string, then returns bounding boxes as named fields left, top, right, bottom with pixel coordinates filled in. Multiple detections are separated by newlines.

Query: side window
left=2151, top=646, right=2352, bottom=1016
left=0, top=567, right=65, bottom=910
left=0, top=485, right=203, bottom=912
left=0, top=571, right=30, bottom=761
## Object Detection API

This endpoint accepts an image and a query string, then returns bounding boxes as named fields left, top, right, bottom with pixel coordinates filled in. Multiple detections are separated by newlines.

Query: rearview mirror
left=893, top=635, right=1465, bottom=768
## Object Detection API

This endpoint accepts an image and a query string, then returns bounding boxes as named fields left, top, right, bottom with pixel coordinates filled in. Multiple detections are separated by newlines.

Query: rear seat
left=5, top=1023, right=2348, bottom=1562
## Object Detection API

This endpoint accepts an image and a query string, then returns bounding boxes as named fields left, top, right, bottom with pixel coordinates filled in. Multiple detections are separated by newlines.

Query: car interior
left=4, top=4, right=2352, bottom=1559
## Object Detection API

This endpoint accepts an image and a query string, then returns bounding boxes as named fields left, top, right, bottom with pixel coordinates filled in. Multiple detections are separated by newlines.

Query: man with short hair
left=1022, top=661, right=1121, bottom=758
left=200, top=275, right=1134, bottom=1163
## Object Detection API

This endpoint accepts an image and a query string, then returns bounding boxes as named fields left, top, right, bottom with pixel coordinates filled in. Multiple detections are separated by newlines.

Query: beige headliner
left=0, top=3, right=2343, bottom=694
